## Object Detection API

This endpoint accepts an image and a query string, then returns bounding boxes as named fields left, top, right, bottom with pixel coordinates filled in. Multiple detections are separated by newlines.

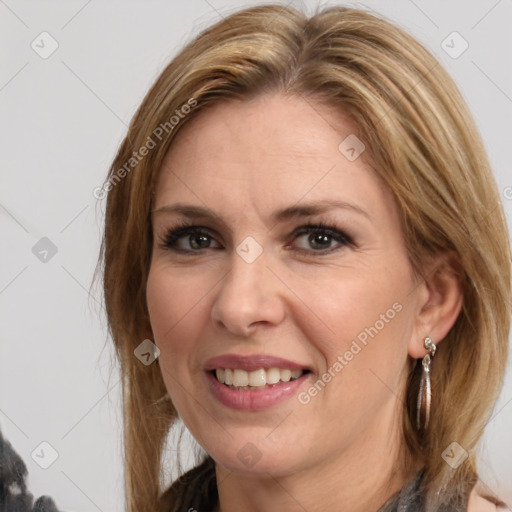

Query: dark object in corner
left=0, top=429, right=62, bottom=512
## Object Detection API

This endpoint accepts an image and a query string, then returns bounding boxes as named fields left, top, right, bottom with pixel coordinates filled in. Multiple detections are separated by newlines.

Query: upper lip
left=204, top=354, right=312, bottom=372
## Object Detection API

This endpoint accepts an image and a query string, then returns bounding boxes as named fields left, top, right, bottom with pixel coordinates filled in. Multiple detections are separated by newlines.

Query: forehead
left=154, top=93, right=393, bottom=221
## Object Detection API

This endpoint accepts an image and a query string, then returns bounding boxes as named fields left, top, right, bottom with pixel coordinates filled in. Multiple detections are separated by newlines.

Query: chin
left=205, top=435, right=306, bottom=478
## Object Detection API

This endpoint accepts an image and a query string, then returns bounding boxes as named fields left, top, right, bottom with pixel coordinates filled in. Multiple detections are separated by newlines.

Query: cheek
left=290, top=265, right=413, bottom=424
left=146, top=265, right=209, bottom=373
left=290, top=273, right=411, bottom=428
left=145, top=268, right=208, bottom=424
left=294, top=268, right=409, bottom=364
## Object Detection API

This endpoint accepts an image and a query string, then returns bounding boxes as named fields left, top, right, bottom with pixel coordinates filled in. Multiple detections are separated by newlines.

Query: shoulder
left=467, top=481, right=508, bottom=512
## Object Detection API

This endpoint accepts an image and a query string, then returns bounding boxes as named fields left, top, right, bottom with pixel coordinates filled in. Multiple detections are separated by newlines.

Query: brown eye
left=160, top=226, right=221, bottom=252
left=291, top=224, right=353, bottom=254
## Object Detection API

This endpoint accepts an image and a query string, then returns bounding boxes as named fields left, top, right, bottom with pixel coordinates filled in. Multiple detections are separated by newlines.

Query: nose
left=210, top=246, right=286, bottom=337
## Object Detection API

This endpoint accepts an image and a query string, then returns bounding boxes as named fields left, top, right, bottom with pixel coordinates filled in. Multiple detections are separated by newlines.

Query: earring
left=416, top=336, right=437, bottom=431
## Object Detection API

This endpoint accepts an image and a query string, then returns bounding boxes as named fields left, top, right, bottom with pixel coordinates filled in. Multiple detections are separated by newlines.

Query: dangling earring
left=416, top=336, right=437, bottom=431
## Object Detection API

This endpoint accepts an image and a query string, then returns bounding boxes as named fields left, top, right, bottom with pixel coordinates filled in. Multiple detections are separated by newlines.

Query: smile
left=214, top=368, right=305, bottom=390
left=204, top=353, right=313, bottom=410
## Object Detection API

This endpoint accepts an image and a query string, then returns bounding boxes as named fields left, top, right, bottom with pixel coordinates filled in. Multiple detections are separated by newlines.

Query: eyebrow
left=151, top=200, right=370, bottom=223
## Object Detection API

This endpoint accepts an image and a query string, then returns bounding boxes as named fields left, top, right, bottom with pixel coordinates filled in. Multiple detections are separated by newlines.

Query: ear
left=408, top=252, right=463, bottom=359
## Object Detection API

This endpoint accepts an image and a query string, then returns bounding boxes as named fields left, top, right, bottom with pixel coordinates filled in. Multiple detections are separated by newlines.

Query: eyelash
left=157, top=219, right=354, bottom=256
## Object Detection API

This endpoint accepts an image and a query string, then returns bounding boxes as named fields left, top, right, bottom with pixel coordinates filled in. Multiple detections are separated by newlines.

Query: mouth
left=211, top=368, right=310, bottom=391
left=205, top=366, right=312, bottom=411
left=204, top=353, right=313, bottom=410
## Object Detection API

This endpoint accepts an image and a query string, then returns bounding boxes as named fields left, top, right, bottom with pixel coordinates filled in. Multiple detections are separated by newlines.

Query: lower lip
left=206, top=371, right=310, bottom=411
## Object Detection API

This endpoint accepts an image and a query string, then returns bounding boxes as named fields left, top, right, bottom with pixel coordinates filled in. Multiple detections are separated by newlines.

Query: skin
left=146, top=93, right=462, bottom=512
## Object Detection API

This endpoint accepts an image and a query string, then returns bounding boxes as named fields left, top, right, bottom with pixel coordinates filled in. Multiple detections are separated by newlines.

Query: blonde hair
left=95, top=4, right=511, bottom=512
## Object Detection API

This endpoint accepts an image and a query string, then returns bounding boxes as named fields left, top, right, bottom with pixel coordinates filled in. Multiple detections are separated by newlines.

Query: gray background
left=1, top=1, right=511, bottom=510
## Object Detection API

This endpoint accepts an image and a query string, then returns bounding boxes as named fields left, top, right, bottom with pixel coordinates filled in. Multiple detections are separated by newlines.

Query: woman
left=96, top=4, right=511, bottom=512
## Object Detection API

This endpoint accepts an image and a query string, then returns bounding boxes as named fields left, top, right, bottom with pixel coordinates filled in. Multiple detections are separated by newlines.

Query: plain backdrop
left=1, top=1, right=511, bottom=511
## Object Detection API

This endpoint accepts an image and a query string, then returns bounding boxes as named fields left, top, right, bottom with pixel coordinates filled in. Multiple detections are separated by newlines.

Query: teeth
left=214, top=367, right=305, bottom=388
left=280, top=369, right=292, bottom=382
left=233, top=369, right=249, bottom=387
left=248, top=369, right=266, bottom=387
left=266, top=367, right=281, bottom=384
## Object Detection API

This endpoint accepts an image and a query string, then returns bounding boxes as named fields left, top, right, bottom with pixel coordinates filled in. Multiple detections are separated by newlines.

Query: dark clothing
left=377, top=469, right=466, bottom=512
left=161, top=456, right=469, bottom=512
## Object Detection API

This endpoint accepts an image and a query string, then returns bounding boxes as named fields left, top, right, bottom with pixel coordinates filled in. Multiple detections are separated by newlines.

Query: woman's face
left=146, top=93, right=426, bottom=477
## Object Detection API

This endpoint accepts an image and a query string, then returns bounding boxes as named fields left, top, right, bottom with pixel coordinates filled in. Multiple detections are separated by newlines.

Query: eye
left=157, top=221, right=354, bottom=255
left=289, top=223, right=353, bottom=254
left=158, top=224, right=221, bottom=253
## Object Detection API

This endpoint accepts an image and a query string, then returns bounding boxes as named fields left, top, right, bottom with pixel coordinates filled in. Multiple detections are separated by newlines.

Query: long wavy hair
left=94, top=4, right=511, bottom=512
